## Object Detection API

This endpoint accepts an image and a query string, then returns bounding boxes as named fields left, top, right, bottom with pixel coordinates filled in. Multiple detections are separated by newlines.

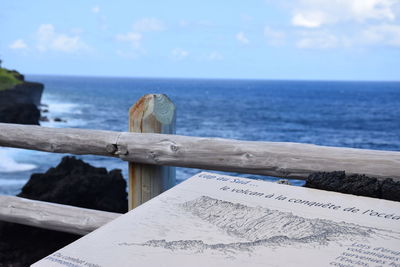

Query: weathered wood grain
left=1, top=123, right=400, bottom=180
left=0, top=195, right=120, bottom=235
left=128, top=94, right=176, bottom=209
left=0, top=123, right=119, bottom=156
left=117, top=133, right=400, bottom=181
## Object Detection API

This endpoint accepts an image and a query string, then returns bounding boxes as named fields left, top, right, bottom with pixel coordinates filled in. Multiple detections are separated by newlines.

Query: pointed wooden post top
left=129, top=94, right=176, bottom=133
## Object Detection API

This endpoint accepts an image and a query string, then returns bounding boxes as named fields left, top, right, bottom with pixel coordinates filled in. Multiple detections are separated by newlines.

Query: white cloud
left=362, top=24, right=400, bottom=46
left=291, top=0, right=399, bottom=28
left=295, top=24, right=400, bottom=48
left=236, top=32, right=250, bottom=44
left=349, top=0, right=396, bottom=21
left=115, top=18, right=163, bottom=51
left=296, top=31, right=339, bottom=48
left=171, top=48, right=189, bottom=60
left=91, top=5, right=100, bottom=14
left=9, top=39, right=28, bottom=50
left=133, top=18, right=165, bottom=32
left=116, top=32, right=142, bottom=48
left=292, top=11, right=327, bottom=28
left=36, top=24, right=89, bottom=53
left=288, top=0, right=400, bottom=48
left=207, top=51, right=223, bottom=61
left=264, top=26, right=286, bottom=45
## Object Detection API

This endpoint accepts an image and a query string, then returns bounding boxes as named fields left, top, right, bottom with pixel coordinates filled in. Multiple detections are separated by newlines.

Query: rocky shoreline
left=0, top=72, right=44, bottom=125
left=304, top=171, right=400, bottom=202
left=0, top=157, right=127, bottom=267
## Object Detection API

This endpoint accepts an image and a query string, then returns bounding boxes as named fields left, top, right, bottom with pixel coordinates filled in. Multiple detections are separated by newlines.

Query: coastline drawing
left=125, top=196, right=400, bottom=256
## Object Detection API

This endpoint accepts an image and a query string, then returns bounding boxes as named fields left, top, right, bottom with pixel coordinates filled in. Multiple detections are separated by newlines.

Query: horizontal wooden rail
left=1, top=123, right=400, bottom=180
left=0, top=195, right=120, bottom=235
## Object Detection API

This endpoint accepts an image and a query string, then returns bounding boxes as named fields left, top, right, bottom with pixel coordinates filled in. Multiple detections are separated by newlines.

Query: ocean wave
left=39, top=93, right=91, bottom=127
left=0, top=149, right=37, bottom=173
left=46, top=102, right=82, bottom=115
left=41, top=92, right=88, bottom=115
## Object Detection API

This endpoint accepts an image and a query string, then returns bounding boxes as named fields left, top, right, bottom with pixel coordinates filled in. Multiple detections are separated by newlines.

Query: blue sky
left=1, top=0, right=400, bottom=80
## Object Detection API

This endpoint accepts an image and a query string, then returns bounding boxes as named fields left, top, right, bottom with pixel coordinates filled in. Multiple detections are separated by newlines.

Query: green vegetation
left=0, top=67, right=23, bottom=91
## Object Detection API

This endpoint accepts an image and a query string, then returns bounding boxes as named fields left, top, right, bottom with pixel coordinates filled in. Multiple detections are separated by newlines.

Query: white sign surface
left=32, top=172, right=400, bottom=267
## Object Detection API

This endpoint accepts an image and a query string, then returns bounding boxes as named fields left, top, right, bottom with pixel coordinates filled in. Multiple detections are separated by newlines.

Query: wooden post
left=128, top=94, right=176, bottom=210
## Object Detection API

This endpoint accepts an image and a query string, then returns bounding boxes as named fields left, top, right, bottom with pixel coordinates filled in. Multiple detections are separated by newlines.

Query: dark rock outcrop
left=0, top=103, right=40, bottom=125
left=0, top=81, right=44, bottom=125
left=305, top=171, right=400, bottom=202
left=19, top=156, right=128, bottom=212
left=53, top=117, right=66, bottom=122
left=0, top=156, right=128, bottom=267
left=0, top=81, right=43, bottom=107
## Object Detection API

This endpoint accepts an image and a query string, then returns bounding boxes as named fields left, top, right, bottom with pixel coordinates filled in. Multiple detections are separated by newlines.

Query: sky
left=1, top=0, right=400, bottom=81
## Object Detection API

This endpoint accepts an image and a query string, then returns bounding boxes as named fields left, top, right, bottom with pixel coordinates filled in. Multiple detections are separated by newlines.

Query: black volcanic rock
left=0, top=156, right=127, bottom=267
left=305, top=171, right=400, bottom=202
left=53, top=117, right=66, bottom=122
left=0, top=81, right=44, bottom=125
left=0, top=81, right=44, bottom=107
left=0, top=224, right=78, bottom=267
left=0, top=103, right=40, bottom=125
left=19, top=156, right=128, bottom=212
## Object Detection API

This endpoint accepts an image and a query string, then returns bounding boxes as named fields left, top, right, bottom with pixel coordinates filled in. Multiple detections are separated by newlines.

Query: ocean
left=0, top=76, right=399, bottom=195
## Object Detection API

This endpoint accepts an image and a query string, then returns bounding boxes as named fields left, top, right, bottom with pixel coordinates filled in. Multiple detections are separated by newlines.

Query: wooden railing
left=1, top=94, right=400, bottom=235
left=1, top=123, right=399, bottom=180
left=0, top=195, right=119, bottom=235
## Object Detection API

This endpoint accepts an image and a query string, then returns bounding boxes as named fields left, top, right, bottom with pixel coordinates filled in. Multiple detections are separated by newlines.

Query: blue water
left=1, top=76, right=399, bottom=195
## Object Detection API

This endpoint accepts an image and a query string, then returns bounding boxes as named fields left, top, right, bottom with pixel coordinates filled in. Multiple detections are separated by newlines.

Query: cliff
left=137, top=195, right=394, bottom=254
left=0, top=68, right=44, bottom=125
left=181, top=196, right=372, bottom=242
left=0, top=81, right=44, bottom=107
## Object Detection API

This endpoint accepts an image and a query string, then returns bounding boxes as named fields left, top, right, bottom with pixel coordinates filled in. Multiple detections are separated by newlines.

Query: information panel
left=33, top=172, right=400, bottom=267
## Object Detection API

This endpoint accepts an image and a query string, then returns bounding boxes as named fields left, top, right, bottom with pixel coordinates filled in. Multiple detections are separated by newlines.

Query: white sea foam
left=40, top=93, right=90, bottom=127
left=47, top=102, right=82, bottom=114
left=41, top=92, right=85, bottom=114
left=0, top=149, right=37, bottom=173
